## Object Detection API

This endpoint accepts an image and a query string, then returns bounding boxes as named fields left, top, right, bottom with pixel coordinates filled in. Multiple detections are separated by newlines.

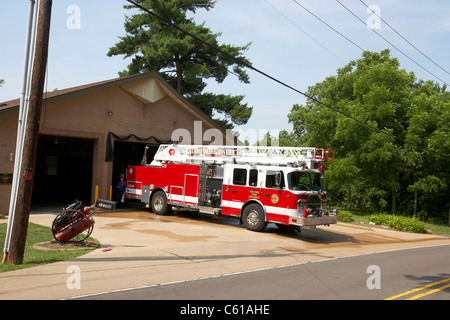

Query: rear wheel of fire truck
left=151, top=191, right=172, bottom=215
left=242, top=204, right=267, bottom=232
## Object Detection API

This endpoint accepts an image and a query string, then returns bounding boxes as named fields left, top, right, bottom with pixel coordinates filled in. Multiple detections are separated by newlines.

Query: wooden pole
left=7, top=0, right=52, bottom=265
left=448, top=208, right=450, bottom=228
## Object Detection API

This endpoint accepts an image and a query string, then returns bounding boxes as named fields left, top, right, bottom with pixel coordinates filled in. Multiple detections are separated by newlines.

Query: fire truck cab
left=125, top=144, right=338, bottom=232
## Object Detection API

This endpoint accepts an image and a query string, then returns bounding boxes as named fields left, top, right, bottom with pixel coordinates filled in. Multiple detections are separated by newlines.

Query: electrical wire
left=264, top=0, right=345, bottom=64
left=336, top=0, right=448, bottom=86
left=360, top=0, right=450, bottom=77
left=292, top=0, right=365, bottom=52
left=124, top=0, right=396, bottom=140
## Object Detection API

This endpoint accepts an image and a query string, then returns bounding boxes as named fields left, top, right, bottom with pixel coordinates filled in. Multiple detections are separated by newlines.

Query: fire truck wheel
left=242, top=204, right=268, bottom=232
left=151, top=191, right=172, bottom=215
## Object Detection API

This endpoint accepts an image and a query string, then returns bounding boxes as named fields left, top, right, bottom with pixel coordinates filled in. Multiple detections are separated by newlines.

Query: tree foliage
left=107, top=0, right=253, bottom=129
left=287, top=50, right=449, bottom=221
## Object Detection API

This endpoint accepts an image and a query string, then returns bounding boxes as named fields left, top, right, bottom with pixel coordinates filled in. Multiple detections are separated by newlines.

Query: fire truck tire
left=242, top=203, right=267, bottom=232
left=151, top=191, right=172, bottom=215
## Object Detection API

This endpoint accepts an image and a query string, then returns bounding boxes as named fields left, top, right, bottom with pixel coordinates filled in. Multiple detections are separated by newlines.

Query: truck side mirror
left=275, top=172, right=282, bottom=187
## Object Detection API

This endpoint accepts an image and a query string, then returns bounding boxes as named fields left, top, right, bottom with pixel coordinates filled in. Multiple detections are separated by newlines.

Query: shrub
left=369, top=213, right=426, bottom=233
left=337, top=210, right=354, bottom=223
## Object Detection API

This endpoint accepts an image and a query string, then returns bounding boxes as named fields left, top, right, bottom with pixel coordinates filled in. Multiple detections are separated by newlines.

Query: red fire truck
left=125, top=144, right=338, bottom=232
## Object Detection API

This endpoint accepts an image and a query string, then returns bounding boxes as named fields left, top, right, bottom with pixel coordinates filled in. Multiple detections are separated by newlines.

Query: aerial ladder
left=148, top=144, right=335, bottom=168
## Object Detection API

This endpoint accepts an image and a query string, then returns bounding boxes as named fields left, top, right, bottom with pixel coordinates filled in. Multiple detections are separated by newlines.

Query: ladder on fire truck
left=149, top=144, right=334, bottom=168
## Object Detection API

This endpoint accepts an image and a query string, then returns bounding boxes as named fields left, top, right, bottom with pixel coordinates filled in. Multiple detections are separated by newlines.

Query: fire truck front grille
left=307, top=194, right=321, bottom=213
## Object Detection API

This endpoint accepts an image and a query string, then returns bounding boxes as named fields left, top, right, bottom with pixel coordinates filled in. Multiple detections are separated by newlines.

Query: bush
left=369, top=213, right=426, bottom=233
left=337, top=210, right=354, bottom=223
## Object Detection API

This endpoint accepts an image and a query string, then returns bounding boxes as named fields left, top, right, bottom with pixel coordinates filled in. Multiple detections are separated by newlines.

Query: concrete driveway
left=1, top=208, right=449, bottom=300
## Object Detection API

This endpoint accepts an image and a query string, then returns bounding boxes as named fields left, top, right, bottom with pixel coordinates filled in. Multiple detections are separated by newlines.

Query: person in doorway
left=117, top=176, right=126, bottom=208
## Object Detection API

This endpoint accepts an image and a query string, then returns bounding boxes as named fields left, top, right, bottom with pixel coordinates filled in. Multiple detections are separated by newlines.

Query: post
left=95, top=185, right=99, bottom=204
left=2, top=0, right=38, bottom=265
left=448, top=208, right=450, bottom=227
left=7, top=0, right=52, bottom=265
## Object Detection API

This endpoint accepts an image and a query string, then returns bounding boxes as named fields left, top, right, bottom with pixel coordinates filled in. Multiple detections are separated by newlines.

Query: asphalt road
left=2, top=208, right=449, bottom=302
left=73, top=243, right=450, bottom=301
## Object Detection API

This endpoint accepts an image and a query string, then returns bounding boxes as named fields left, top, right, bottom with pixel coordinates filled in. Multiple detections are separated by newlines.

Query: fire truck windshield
left=287, top=171, right=323, bottom=191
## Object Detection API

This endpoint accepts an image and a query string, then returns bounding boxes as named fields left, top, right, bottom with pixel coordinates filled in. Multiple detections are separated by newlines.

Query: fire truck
left=125, top=144, right=338, bottom=232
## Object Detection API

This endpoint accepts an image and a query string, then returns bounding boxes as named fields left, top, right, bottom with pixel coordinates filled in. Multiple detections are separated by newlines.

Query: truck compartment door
left=184, top=174, right=199, bottom=205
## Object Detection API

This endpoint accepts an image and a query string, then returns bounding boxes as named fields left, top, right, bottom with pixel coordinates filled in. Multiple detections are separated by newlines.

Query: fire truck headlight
left=330, top=209, right=339, bottom=216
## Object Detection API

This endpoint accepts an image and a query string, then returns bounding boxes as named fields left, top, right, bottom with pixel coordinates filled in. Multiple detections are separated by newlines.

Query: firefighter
left=117, top=176, right=126, bottom=208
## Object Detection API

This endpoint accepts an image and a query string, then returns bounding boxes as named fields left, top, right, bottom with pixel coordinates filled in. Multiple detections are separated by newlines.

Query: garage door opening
left=32, top=135, right=94, bottom=207
left=112, top=141, right=159, bottom=201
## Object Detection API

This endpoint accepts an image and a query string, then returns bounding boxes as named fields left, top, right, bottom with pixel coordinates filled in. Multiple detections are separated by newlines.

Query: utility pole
left=7, top=0, right=52, bottom=265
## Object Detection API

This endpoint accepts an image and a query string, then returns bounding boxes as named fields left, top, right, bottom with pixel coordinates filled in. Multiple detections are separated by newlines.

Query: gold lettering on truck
left=249, top=189, right=260, bottom=199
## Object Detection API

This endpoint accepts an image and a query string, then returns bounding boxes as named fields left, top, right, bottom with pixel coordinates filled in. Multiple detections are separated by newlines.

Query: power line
left=124, top=0, right=396, bottom=140
left=291, top=0, right=365, bottom=52
left=335, top=0, right=449, bottom=86
left=264, top=0, right=345, bottom=64
left=360, top=0, right=450, bottom=77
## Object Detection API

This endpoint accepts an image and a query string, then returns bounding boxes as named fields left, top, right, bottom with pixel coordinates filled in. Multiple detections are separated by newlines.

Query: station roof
left=0, top=71, right=224, bottom=133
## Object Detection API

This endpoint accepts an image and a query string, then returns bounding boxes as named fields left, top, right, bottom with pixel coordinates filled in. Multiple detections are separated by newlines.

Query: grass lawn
left=0, top=220, right=99, bottom=273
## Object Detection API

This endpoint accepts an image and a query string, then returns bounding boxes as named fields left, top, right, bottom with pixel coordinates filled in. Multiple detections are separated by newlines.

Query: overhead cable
left=124, top=0, right=396, bottom=140
left=264, top=0, right=345, bottom=63
left=360, top=0, right=450, bottom=77
left=292, top=0, right=365, bottom=52
left=336, top=0, right=448, bottom=86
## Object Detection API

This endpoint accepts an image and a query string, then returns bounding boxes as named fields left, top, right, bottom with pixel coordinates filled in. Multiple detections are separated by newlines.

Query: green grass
left=0, top=222, right=99, bottom=273
left=337, top=208, right=450, bottom=235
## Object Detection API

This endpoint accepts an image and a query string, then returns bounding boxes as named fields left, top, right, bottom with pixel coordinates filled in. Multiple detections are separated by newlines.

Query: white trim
left=221, top=200, right=243, bottom=210
left=168, top=193, right=198, bottom=204
left=126, top=188, right=142, bottom=196
left=221, top=200, right=299, bottom=217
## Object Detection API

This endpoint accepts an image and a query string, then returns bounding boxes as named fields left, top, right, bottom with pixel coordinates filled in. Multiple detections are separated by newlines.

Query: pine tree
left=108, top=0, right=253, bottom=129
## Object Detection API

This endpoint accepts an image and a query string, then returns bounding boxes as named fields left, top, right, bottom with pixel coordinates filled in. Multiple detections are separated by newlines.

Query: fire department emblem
left=271, top=194, right=279, bottom=204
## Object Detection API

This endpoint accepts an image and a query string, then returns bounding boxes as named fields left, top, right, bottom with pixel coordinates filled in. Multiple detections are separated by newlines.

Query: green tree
left=108, top=0, right=253, bottom=129
left=254, top=130, right=300, bottom=147
left=403, top=80, right=449, bottom=219
left=289, top=50, right=410, bottom=211
left=287, top=50, right=450, bottom=220
left=0, top=79, right=4, bottom=87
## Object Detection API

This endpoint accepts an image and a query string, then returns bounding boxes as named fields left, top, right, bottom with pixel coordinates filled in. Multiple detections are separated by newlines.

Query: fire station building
left=0, top=71, right=230, bottom=214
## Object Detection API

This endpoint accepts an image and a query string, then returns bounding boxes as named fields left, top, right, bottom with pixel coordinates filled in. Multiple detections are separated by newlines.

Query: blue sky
left=1, top=0, right=449, bottom=142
